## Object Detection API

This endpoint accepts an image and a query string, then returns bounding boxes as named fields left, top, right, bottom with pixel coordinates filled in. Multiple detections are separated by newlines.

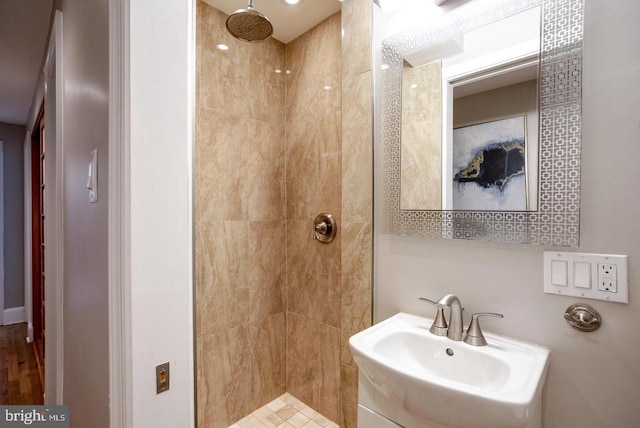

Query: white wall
left=374, top=1, right=640, bottom=427
left=128, top=0, right=195, bottom=425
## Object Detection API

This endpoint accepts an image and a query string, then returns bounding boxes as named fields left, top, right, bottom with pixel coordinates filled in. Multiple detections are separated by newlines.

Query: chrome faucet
left=419, top=294, right=464, bottom=341
left=438, top=294, right=464, bottom=341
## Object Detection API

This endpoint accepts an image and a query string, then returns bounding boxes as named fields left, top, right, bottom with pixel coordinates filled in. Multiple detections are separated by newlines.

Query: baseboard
left=26, top=322, right=34, bottom=343
left=3, top=306, right=26, bottom=325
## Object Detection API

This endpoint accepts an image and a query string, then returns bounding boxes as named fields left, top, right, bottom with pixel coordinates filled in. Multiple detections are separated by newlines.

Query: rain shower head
left=225, top=0, right=273, bottom=43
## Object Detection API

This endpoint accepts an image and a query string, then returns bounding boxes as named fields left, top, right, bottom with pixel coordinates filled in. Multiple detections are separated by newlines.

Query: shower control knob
left=312, top=213, right=337, bottom=243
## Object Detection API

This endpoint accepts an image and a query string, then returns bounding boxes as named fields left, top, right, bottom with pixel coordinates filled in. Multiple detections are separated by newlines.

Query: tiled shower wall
left=340, top=1, right=373, bottom=427
left=195, top=0, right=372, bottom=426
left=195, top=3, right=287, bottom=426
left=284, top=12, right=343, bottom=424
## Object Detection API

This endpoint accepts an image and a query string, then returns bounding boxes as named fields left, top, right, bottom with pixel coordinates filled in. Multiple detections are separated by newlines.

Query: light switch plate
left=543, top=252, right=628, bottom=303
left=156, top=362, right=170, bottom=394
left=87, top=149, right=98, bottom=203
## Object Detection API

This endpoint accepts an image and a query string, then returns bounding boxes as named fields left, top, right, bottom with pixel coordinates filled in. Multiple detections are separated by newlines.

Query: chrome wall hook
left=313, top=213, right=337, bottom=243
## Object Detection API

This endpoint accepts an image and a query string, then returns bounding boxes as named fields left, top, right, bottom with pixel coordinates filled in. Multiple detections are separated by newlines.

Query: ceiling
left=0, top=0, right=53, bottom=126
left=203, top=0, right=342, bottom=44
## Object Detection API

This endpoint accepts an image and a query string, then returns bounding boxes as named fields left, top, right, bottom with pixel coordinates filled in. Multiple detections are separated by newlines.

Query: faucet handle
left=418, top=297, right=446, bottom=308
left=418, top=297, right=448, bottom=336
left=463, top=312, right=504, bottom=346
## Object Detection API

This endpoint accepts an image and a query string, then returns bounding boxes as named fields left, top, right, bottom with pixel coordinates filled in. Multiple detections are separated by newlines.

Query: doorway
left=29, top=107, right=46, bottom=387
left=0, top=140, right=3, bottom=326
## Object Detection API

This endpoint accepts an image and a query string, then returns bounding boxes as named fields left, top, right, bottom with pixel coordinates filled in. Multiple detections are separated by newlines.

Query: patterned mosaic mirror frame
left=379, top=0, right=584, bottom=246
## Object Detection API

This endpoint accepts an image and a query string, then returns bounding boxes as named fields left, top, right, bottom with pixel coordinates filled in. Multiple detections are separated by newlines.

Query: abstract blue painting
left=452, top=115, right=527, bottom=211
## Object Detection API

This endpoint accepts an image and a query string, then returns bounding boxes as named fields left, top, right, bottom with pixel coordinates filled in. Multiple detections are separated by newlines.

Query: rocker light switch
left=574, top=262, right=591, bottom=289
left=550, top=260, right=568, bottom=286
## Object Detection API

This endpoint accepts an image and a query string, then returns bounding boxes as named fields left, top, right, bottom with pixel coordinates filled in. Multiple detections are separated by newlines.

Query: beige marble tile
left=231, top=393, right=336, bottom=428
left=286, top=13, right=341, bottom=127
left=251, top=313, right=286, bottom=409
left=341, top=363, right=359, bottom=428
left=197, top=4, right=252, bottom=115
left=340, top=222, right=372, bottom=365
left=196, top=221, right=251, bottom=337
left=400, top=118, right=442, bottom=210
left=197, top=0, right=228, bottom=35
left=286, top=220, right=341, bottom=328
left=402, top=60, right=442, bottom=121
left=341, top=0, right=372, bottom=79
left=275, top=405, right=297, bottom=421
left=245, top=121, right=286, bottom=221
left=196, top=107, right=250, bottom=222
left=198, top=325, right=252, bottom=427
left=285, top=412, right=310, bottom=428
left=230, top=415, right=266, bottom=428
left=286, top=313, right=341, bottom=424
left=197, top=111, right=285, bottom=223
left=249, top=39, right=287, bottom=126
left=248, top=221, right=286, bottom=322
left=342, top=71, right=373, bottom=223
left=399, top=62, right=442, bottom=211
left=285, top=113, right=342, bottom=221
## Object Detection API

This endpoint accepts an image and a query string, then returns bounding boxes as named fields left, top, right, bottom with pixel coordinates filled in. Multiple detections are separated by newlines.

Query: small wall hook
left=313, top=213, right=337, bottom=243
left=564, top=303, right=602, bottom=332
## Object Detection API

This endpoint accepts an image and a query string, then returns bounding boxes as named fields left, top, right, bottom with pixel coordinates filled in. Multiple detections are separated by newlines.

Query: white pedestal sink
left=349, top=313, right=550, bottom=428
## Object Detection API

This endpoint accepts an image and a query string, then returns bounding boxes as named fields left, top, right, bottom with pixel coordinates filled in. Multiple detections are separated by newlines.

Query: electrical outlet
left=156, top=362, right=170, bottom=394
left=597, top=263, right=618, bottom=292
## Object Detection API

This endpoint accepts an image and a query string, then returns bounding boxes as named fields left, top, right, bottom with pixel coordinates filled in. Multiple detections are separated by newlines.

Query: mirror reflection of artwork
left=452, top=115, right=527, bottom=211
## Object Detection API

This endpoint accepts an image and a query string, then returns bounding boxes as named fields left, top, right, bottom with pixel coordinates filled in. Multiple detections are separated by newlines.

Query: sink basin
left=349, top=312, right=550, bottom=428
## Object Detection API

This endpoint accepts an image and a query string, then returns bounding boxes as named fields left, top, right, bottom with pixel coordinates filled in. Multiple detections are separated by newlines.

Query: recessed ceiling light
left=282, top=0, right=302, bottom=5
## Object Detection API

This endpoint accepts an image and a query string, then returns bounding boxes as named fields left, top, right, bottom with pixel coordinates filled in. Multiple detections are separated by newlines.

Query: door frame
left=108, top=0, right=132, bottom=424
left=42, top=9, right=64, bottom=405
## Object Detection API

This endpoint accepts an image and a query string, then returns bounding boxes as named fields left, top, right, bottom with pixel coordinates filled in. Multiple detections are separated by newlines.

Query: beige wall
left=196, top=0, right=373, bottom=426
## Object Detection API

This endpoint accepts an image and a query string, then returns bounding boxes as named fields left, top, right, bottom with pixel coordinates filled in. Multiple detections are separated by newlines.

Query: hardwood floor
left=0, top=323, right=44, bottom=405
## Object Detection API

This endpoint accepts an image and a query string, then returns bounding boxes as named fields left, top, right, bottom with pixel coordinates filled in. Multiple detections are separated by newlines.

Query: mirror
left=377, top=0, right=584, bottom=246
left=401, top=6, right=540, bottom=212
